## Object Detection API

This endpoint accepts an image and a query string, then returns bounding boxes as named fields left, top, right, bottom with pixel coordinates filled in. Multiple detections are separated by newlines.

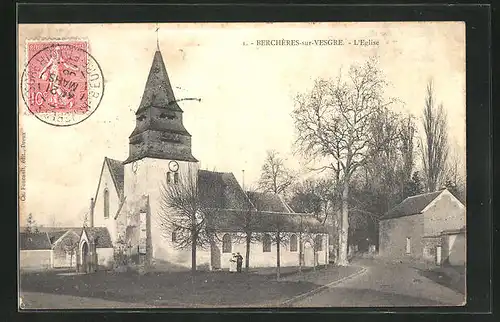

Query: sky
left=18, top=22, right=466, bottom=227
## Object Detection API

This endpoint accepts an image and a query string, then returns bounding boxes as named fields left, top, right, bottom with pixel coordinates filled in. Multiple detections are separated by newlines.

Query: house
left=83, top=46, right=328, bottom=272
left=21, top=227, right=114, bottom=271
left=19, top=232, right=53, bottom=270
left=378, top=188, right=466, bottom=265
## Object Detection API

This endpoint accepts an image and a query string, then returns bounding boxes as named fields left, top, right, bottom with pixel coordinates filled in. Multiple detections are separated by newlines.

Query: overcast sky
left=18, top=22, right=465, bottom=226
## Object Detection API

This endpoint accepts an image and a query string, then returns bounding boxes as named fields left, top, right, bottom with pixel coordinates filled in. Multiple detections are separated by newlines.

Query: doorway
left=81, top=241, right=89, bottom=273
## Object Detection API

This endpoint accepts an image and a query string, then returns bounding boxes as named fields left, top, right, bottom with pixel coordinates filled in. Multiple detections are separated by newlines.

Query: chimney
left=89, top=198, right=94, bottom=228
left=242, top=170, right=245, bottom=191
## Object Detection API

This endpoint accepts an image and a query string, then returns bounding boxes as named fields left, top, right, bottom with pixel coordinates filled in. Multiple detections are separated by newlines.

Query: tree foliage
left=25, top=213, right=39, bottom=234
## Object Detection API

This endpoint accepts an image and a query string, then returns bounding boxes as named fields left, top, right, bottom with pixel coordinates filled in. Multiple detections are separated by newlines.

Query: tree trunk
left=191, top=229, right=197, bottom=273
left=191, top=239, right=197, bottom=272
left=245, top=233, right=251, bottom=273
left=276, top=232, right=281, bottom=280
left=313, top=247, right=317, bottom=271
left=337, top=182, right=350, bottom=266
left=298, top=232, right=303, bottom=273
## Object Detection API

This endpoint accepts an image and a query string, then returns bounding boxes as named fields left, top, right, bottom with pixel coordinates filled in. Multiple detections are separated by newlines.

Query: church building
left=82, top=47, right=328, bottom=272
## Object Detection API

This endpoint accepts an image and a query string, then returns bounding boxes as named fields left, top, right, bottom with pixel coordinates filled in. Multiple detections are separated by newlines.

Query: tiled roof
left=136, top=50, right=182, bottom=114
left=208, top=209, right=327, bottom=234
left=19, top=232, right=52, bottom=250
left=246, top=191, right=292, bottom=213
left=381, top=190, right=445, bottom=220
left=83, top=227, right=114, bottom=248
left=197, top=170, right=254, bottom=210
left=106, top=157, right=124, bottom=197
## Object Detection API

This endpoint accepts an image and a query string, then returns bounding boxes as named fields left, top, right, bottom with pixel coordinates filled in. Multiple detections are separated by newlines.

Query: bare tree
left=229, top=186, right=263, bottom=273
left=421, top=79, right=449, bottom=192
left=296, top=216, right=324, bottom=272
left=158, top=166, right=215, bottom=272
left=268, top=213, right=289, bottom=280
left=443, top=141, right=466, bottom=202
left=292, top=57, right=400, bottom=266
left=62, top=234, right=79, bottom=268
left=258, top=150, right=295, bottom=195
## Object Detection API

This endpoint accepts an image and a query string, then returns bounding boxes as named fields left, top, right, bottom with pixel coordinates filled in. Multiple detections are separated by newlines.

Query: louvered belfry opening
left=124, top=50, right=197, bottom=165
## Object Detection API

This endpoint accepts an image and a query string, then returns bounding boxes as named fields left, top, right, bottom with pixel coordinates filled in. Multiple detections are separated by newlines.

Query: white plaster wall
left=93, top=163, right=119, bottom=244
left=423, top=191, right=466, bottom=237
left=124, top=157, right=206, bottom=269
left=217, top=232, right=328, bottom=269
left=96, top=248, right=114, bottom=268
left=20, top=250, right=53, bottom=270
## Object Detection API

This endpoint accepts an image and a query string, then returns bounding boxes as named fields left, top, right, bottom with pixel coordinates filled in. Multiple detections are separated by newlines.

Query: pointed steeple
left=136, top=50, right=182, bottom=114
left=124, top=49, right=197, bottom=165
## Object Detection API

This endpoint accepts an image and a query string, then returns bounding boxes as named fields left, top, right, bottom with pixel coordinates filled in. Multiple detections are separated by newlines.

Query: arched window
left=314, top=235, right=323, bottom=251
left=174, top=172, right=179, bottom=184
left=262, top=234, right=271, bottom=253
left=290, top=234, right=298, bottom=252
left=172, top=231, right=177, bottom=243
left=104, top=189, right=110, bottom=219
left=167, top=172, right=172, bottom=183
left=222, top=234, right=232, bottom=253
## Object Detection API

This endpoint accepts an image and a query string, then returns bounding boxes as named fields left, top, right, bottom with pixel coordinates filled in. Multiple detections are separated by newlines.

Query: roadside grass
left=415, top=265, right=466, bottom=295
left=20, top=268, right=324, bottom=307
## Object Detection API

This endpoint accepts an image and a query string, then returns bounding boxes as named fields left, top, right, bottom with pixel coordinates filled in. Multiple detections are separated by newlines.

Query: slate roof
left=105, top=157, right=124, bottom=197
left=246, top=191, right=293, bottom=213
left=136, top=50, right=182, bottom=114
left=381, top=190, right=445, bottom=220
left=19, top=232, right=52, bottom=250
left=197, top=170, right=254, bottom=210
left=83, top=227, right=114, bottom=248
left=196, top=170, right=324, bottom=234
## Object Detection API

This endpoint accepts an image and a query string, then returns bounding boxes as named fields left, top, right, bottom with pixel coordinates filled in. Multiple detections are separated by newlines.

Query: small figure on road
left=236, top=252, right=243, bottom=273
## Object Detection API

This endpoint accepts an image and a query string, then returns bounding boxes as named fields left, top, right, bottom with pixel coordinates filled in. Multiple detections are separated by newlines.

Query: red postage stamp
left=21, top=40, right=104, bottom=126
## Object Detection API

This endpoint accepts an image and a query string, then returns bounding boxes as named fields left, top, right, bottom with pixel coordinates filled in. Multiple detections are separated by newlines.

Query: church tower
left=124, top=50, right=198, bottom=164
left=122, top=48, right=200, bottom=265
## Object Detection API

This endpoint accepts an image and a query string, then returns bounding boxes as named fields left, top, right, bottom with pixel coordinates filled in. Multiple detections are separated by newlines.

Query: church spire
left=136, top=48, right=182, bottom=115
left=156, top=24, right=160, bottom=51
left=124, top=46, right=197, bottom=165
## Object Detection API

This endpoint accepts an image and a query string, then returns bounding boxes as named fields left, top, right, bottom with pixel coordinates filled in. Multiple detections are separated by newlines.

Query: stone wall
left=378, top=214, right=425, bottom=260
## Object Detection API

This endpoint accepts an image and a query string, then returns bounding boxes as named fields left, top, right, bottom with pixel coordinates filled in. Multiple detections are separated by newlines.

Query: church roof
left=246, top=191, right=293, bottom=213
left=105, top=157, right=124, bottom=197
left=136, top=50, right=182, bottom=114
left=197, top=170, right=254, bottom=210
left=19, top=232, right=52, bottom=250
left=381, top=189, right=446, bottom=220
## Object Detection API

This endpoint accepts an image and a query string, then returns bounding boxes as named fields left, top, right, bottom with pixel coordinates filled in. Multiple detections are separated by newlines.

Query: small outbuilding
left=378, top=188, right=466, bottom=265
left=19, top=232, right=53, bottom=270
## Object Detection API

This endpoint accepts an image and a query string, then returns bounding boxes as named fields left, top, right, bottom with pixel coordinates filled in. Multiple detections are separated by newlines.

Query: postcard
left=18, top=22, right=466, bottom=309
